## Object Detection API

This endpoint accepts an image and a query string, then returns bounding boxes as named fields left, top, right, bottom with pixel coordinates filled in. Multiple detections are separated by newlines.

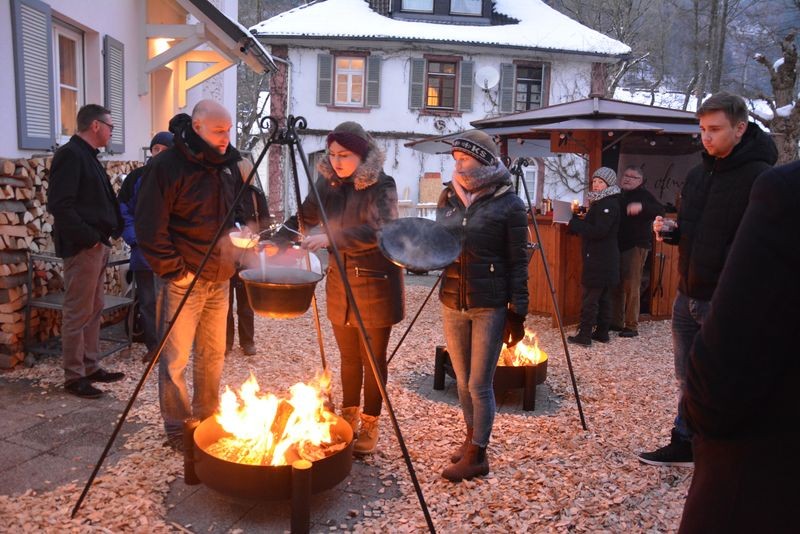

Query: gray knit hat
left=591, top=166, right=617, bottom=186
left=451, top=130, right=499, bottom=166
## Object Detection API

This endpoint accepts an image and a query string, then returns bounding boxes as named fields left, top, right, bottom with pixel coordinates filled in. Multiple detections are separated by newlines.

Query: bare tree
left=754, top=31, right=800, bottom=164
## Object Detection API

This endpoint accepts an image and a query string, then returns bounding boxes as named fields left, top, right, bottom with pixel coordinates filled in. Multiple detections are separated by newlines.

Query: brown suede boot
left=354, top=414, right=379, bottom=455
left=450, top=427, right=474, bottom=463
left=442, top=444, right=489, bottom=482
left=341, top=406, right=360, bottom=436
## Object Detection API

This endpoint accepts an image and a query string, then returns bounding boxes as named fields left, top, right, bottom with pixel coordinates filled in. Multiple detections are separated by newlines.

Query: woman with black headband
left=276, top=121, right=404, bottom=455
left=436, top=130, right=529, bottom=482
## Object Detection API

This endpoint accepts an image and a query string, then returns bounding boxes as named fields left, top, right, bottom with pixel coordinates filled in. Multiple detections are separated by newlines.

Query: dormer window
left=401, top=0, right=433, bottom=12
left=450, top=0, right=482, bottom=16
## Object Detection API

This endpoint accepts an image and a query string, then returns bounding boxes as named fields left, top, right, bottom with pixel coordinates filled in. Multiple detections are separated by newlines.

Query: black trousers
left=134, top=270, right=158, bottom=351
left=578, top=285, right=612, bottom=335
left=332, top=324, right=392, bottom=417
left=226, top=273, right=254, bottom=349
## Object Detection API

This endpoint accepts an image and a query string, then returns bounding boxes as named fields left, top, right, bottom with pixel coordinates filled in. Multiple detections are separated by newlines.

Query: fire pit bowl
left=239, top=267, right=323, bottom=319
left=190, top=414, right=354, bottom=501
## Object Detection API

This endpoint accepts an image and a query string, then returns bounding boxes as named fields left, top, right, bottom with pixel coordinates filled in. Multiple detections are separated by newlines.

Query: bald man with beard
left=136, top=100, right=243, bottom=451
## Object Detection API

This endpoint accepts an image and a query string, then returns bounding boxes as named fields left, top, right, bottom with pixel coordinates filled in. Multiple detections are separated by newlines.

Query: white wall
left=276, top=46, right=593, bottom=210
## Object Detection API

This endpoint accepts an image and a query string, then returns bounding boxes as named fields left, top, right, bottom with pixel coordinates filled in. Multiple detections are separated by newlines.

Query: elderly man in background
left=610, top=165, right=664, bottom=338
left=136, top=100, right=241, bottom=451
left=48, top=104, right=125, bottom=399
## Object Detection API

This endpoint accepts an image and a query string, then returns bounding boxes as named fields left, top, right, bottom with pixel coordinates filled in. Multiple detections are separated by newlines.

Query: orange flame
left=499, top=330, right=548, bottom=367
left=212, top=371, right=343, bottom=466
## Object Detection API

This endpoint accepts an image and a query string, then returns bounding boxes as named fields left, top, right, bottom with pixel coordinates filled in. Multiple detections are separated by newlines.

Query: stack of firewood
left=0, top=156, right=139, bottom=369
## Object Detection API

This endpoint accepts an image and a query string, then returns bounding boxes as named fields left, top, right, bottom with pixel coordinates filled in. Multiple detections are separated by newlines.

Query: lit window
left=426, top=61, right=457, bottom=110
left=334, top=57, right=365, bottom=107
left=54, top=23, right=84, bottom=143
left=450, top=0, right=481, bottom=15
left=402, top=0, right=433, bottom=12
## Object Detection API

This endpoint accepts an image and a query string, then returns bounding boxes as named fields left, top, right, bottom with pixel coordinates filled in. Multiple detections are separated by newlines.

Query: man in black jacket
left=611, top=166, right=664, bottom=338
left=136, top=100, right=241, bottom=451
left=639, top=92, right=778, bottom=467
left=47, top=104, right=125, bottom=399
left=678, top=161, right=799, bottom=533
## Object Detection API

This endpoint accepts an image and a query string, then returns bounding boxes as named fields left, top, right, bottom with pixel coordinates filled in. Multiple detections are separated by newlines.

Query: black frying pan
left=379, top=217, right=461, bottom=272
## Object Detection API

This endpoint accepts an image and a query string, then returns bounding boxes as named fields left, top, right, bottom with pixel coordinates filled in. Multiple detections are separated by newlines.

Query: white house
left=0, top=0, right=274, bottom=161
left=251, top=0, right=630, bottom=217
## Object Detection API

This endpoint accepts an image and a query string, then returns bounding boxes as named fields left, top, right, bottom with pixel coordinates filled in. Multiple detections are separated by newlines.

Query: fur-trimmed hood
left=317, top=142, right=386, bottom=190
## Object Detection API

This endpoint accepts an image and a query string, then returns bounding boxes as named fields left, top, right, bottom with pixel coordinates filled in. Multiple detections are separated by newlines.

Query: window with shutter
left=104, top=35, right=125, bottom=154
left=408, top=58, right=426, bottom=110
left=10, top=0, right=56, bottom=150
left=457, top=60, right=474, bottom=112
left=54, top=23, right=84, bottom=145
left=498, top=63, right=515, bottom=114
left=317, top=54, right=333, bottom=106
left=366, top=56, right=381, bottom=108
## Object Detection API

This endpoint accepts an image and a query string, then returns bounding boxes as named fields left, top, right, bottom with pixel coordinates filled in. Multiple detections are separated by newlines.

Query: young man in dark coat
left=135, top=100, right=241, bottom=451
left=611, top=165, right=665, bottom=338
left=47, top=104, right=125, bottom=399
left=678, top=160, right=800, bottom=533
left=567, top=166, right=622, bottom=347
left=639, top=92, right=778, bottom=467
left=118, top=131, right=174, bottom=361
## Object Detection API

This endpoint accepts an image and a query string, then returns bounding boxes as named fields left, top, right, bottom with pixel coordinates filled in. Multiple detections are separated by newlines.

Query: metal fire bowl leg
left=192, top=415, right=354, bottom=501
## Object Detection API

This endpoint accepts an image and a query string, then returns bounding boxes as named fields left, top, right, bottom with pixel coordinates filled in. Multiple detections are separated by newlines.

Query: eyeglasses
left=96, top=119, right=115, bottom=132
left=623, top=173, right=642, bottom=180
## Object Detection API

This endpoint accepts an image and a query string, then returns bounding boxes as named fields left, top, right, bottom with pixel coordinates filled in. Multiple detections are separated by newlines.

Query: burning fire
left=207, top=372, right=348, bottom=466
left=499, top=330, right=548, bottom=367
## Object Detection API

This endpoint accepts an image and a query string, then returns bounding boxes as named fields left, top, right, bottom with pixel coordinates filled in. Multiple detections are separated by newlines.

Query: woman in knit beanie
left=567, top=166, right=622, bottom=346
left=436, top=130, right=529, bottom=482
left=277, top=121, right=404, bottom=455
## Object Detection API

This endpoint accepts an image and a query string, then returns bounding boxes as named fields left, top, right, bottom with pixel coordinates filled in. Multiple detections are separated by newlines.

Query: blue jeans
left=441, top=305, right=506, bottom=447
left=672, top=291, right=711, bottom=441
left=156, top=277, right=229, bottom=438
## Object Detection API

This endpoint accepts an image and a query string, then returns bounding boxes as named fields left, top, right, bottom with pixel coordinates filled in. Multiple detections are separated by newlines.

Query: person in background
left=47, top=104, right=125, bottom=399
left=678, top=161, right=799, bottom=533
left=640, top=91, right=777, bottom=467
left=436, top=130, right=528, bottom=482
left=118, top=131, right=174, bottom=362
left=610, top=165, right=664, bottom=338
left=136, top=100, right=241, bottom=451
left=226, top=158, right=270, bottom=356
left=274, top=121, right=404, bottom=455
left=567, top=167, right=622, bottom=347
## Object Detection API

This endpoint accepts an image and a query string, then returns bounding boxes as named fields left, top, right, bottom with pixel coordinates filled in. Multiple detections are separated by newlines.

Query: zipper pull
left=490, top=263, right=495, bottom=272
left=462, top=217, right=467, bottom=227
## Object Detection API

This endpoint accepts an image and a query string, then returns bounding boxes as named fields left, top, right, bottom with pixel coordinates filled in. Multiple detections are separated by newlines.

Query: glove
left=503, top=310, right=526, bottom=348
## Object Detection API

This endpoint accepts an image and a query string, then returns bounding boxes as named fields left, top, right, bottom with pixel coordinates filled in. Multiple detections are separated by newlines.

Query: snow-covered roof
left=251, top=0, right=631, bottom=58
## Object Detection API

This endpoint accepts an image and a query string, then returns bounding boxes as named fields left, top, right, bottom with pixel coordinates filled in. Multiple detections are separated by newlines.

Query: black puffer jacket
left=283, top=147, right=404, bottom=328
left=48, top=135, right=123, bottom=258
left=664, top=122, right=777, bottom=300
left=436, top=167, right=529, bottom=316
left=569, top=192, right=622, bottom=287
left=136, top=114, right=242, bottom=283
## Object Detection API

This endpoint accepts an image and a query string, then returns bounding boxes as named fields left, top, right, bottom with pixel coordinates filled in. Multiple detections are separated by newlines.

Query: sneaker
left=619, top=328, right=639, bottom=338
left=567, top=334, right=592, bottom=347
left=86, top=368, right=125, bottom=383
left=242, top=344, right=257, bottom=356
left=591, top=330, right=610, bottom=343
left=638, top=440, right=693, bottom=467
left=65, top=378, right=104, bottom=399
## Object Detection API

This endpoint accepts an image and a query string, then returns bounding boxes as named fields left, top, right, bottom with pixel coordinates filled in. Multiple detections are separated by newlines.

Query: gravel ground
left=0, top=283, right=691, bottom=533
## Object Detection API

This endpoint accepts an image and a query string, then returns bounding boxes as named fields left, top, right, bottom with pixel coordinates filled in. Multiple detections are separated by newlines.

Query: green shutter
left=457, top=60, right=474, bottom=112
left=10, top=0, right=55, bottom=150
left=366, top=56, right=381, bottom=108
left=317, top=54, right=333, bottom=106
left=408, top=58, right=426, bottom=110
left=499, top=63, right=515, bottom=114
left=103, top=35, right=125, bottom=154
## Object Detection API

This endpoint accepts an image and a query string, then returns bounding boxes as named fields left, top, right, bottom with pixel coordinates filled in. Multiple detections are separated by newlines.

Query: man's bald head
left=192, top=99, right=232, bottom=154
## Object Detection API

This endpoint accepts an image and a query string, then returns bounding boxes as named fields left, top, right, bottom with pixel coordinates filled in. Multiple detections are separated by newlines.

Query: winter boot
left=442, top=444, right=490, bottom=482
left=591, top=328, right=610, bottom=343
left=568, top=327, right=592, bottom=347
left=354, top=413, right=380, bottom=455
left=341, top=406, right=360, bottom=437
left=450, top=427, right=474, bottom=463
